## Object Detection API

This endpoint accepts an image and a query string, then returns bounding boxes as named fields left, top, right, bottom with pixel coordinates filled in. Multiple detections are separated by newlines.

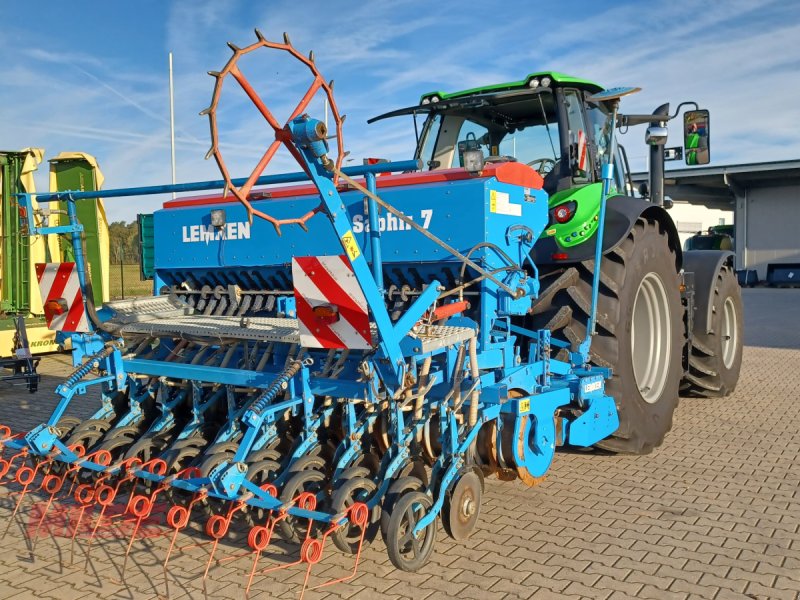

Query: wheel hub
left=631, top=272, right=671, bottom=404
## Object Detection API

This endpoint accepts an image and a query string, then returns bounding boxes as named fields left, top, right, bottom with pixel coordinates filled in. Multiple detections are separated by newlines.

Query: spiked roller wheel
left=204, top=29, right=345, bottom=234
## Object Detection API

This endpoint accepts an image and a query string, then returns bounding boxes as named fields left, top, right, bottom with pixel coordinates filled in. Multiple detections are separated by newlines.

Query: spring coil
left=63, top=344, right=117, bottom=389
left=248, top=357, right=311, bottom=417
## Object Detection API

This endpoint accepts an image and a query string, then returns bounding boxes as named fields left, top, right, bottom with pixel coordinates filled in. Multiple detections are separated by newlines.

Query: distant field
left=108, top=263, right=152, bottom=299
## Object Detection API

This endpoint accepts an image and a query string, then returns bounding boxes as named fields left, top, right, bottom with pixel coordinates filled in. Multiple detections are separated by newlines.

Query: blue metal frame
left=3, top=112, right=621, bottom=536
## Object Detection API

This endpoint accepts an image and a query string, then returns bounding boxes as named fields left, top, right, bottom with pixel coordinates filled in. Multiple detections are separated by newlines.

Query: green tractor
left=371, top=72, right=741, bottom=454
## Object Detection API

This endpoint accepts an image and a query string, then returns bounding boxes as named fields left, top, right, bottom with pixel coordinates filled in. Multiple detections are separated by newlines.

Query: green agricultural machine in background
left=0, top=149, right=109, bottom=380
left=372, top=71, right=740, bottom=453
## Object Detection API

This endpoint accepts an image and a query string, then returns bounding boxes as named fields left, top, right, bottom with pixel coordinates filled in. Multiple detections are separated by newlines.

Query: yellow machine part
left=0, top=150, right=107, bottom=358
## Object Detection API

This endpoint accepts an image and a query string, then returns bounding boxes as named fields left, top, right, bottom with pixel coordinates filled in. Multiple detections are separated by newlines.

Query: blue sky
left=2, top=0, right=798, bottom=222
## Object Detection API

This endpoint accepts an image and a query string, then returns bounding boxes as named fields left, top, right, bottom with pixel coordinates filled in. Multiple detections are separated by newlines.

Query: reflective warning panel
left=35, top=263, right=89, bottom=332
left=292, top=255, right=372, bottom=349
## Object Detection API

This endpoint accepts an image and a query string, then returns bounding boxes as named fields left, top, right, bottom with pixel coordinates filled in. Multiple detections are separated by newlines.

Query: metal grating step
left=106, top=296, right=476, bottom=351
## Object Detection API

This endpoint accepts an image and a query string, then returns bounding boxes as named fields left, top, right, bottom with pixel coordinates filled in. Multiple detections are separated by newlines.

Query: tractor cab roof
left=368, top=71, right=603, bottom=124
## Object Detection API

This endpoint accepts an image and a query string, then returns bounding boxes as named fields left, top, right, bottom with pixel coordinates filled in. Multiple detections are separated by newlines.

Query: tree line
left=108, top=220, right=140, bottom=264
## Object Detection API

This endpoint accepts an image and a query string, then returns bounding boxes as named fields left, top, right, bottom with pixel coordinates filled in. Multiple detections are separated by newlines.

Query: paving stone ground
left=0, top=288, right=798, bottom=599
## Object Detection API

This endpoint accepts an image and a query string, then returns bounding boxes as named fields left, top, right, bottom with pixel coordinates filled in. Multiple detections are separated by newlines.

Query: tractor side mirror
left=684, top=109, right=710, bottom=165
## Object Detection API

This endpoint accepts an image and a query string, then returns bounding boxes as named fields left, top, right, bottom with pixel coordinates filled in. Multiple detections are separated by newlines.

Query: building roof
left=631, top=159, right=800, bottom=207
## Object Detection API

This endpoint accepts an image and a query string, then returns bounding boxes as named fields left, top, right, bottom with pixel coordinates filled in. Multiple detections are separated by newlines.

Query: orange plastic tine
left=308, top=502, right=369, bottom=592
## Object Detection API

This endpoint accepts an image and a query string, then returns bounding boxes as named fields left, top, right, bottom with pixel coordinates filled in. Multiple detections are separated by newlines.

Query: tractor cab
left=370, top=72, right=632, bottom=197
left=370, top=73, right=633, bottom=249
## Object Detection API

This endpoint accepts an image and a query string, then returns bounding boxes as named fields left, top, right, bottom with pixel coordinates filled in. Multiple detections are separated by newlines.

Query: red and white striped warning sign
left=35, top=263, right=89, bottom=332
left=292, top=255, right=372, bottom=349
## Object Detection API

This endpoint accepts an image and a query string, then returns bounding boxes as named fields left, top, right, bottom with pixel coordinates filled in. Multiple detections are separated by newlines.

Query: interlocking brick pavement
left=0, top=288, right=798, bottom=599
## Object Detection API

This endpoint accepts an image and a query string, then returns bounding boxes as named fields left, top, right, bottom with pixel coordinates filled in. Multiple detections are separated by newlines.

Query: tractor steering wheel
left=526, top=157, right=556, bottom=175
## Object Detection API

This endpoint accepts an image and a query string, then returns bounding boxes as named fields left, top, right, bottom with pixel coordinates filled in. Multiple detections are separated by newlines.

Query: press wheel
left=385, top=490, right=437, bottom=572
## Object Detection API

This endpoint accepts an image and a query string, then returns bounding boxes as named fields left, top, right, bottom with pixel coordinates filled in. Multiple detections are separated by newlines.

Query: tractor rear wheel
left=682, top=264, right=743, bottom=397
left=531, top=217, right=683, bottom=454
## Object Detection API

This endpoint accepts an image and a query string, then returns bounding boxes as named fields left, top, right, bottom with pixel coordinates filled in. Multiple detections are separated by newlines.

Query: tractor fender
left=682, top=250, right=735, bottom=334
left=533, top=195, right=683, bottom=270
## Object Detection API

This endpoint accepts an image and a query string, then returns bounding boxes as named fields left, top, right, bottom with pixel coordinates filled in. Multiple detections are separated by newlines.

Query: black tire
left=385, top=490, right=437, bottom=572
left=682, top=264, right=743, bottom=397
left=54, top=417, right=82, bottom=440
left=65, top=419, right=112, bottom=452
left=277, top=467, right=326, bottom=542
left=380, top=476, right=425, bottom=542
left=95, top=426, right=139, bottom=459
left=330, top=474, right=380, bottom=553
left=531, top=217, right=683, bottom=454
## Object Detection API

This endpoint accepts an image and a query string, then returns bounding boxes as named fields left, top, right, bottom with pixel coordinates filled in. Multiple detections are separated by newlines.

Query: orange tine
left=161, top=484, right=206, bottom=600
left=243, top=513, right=280, bottom=598
left=201, top=499, right=250, bottom=598
left=251, top=490, right=318, bottom=579
left=29, top=444, right=89, bottom=547
left=82, top=480, right=118, bottom=571
left=216, top=483, right=279, bottom=567
left=101, top=456, right=145, bottom=522
left=0, top=447, right=29, bottom=489
left=29, top=472, right=69, bottom=551
left=116, top=458, right=170, bottom=581
left=68, top=483, right=97, bottom=566
left=308, top=502, right=369, bottom=593
left=1, top=452, right=53, bottom=538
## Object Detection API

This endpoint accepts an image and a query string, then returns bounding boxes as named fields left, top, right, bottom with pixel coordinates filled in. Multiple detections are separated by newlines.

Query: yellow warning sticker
left=546, top=228, right=557, bottom=236
left=519, top=399, right=530, bottom=413
left=490, top=190, right=497, bottom=213
left=341, top=230, right=361, bottom=261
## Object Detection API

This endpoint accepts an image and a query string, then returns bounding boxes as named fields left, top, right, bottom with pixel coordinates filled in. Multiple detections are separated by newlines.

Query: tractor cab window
left=587, top=100, right=628, bottom=193
left=563, top=90, right=590, bottom=183
left=586, top=100, right=613, bottom=178
left=416, top=90, right=561, bottom=179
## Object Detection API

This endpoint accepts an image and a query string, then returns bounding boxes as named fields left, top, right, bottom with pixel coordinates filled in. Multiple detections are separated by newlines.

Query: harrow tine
left=201, top=500, right=248, bottom=598
left=2, top=454, right=51, bottom=538
left=0, top=447, right=29, bottom=487
left=69, top=483, right=97, bottom=566
left=216, top=484, right=279, bottom=567
left=30, top=471, right=68, bottom=551
left=116, top=458, right=170, bottom=582
left=245, top=490, right=318, bottom=598
left=307, top=503, right=369, bottom=593
left=82, top=482, right=118, bottom=571
left=162, top=486, right=206, bottom=600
